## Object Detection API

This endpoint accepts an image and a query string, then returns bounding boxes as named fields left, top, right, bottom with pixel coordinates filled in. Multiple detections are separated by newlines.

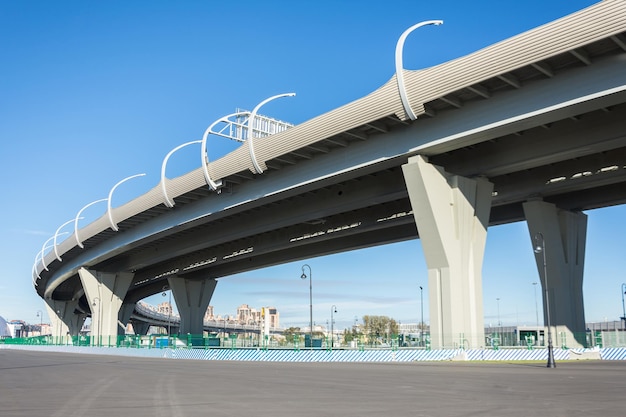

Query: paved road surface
left=1, top=349, right=624, bottom=417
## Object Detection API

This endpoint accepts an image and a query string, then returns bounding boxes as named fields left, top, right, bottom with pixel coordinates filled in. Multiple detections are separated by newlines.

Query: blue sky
left=2, top=0, right=624, bottom=330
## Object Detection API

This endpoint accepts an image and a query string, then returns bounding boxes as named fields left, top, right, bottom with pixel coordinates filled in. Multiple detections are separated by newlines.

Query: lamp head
left=300, top=273, right=307, bottom=280
left=534, top=245, right=543, bottom=254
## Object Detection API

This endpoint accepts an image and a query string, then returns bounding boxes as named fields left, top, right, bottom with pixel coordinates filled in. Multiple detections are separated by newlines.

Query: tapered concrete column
left=523, top=200, right=587, bottom=348
left=45, top=298, right=87, bottom=339
left=78, top=268, right=134, bottom=344
left=402, top=155, right=493, bottom=349
left=45, top=300, right=71, bottom=341
left=118, top=303, right=136, bottom=335
left=168, top=275, right=217, bottom=336
left=130, top=320, right=150, bottom=336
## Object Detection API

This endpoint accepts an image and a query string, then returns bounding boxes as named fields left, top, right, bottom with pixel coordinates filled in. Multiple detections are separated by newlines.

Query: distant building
left=237, top=304, right=255, bottom=324
left=265, top=307, right=279, bottom=329
left=6, top=320, right=26, bottom=338
left=398, top=323, right=421, bottom=336
left=235, top=304, right=279, bottom=328
left=0, top=316, right=9, bottom=338
left=204, top=306, right=215, bottom=321
left=157, top=302, right=173, bottom=316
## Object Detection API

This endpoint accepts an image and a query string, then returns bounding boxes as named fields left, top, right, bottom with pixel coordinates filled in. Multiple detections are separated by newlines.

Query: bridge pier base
left=45, top=298, right=88, bottom=341
left=45, top=299, right=71, bottom=341
left=119, top=303, right=136, bottom=335
left=523, top=200, right=587, bottom=348
left=130, top=320, right=151, bottom=336
left=168, top=275, right=217, bottom=336
left=403, top=155, right=493, bottom=350
left=78, top=268, right=134, bottom=345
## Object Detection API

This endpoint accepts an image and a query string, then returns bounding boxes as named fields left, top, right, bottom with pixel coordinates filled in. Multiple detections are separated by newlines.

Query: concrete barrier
left=3, top=344, right=625, bottom=362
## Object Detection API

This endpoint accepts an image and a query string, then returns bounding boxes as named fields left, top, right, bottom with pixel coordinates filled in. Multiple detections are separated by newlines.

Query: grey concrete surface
left=1, top=349, right=624, bottom=417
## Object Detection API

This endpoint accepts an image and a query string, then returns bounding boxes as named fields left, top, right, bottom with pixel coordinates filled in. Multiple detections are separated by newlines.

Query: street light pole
left=496, top=298, right=501, bottom=326
left=621, top=283, right=626, bottom=330
left=330, top=305, right=337, bottom=349
left=92, top=297, right=101, bottom=346
left=395, top=20, right=443, bottom=120
left=248, top=93, right=296, bottom=174
left=162, top=290, right=172, bottom=343
left=496, top=297, right=501, bottom=344
left=419, top=286, right=424, bottom=347
left=168, top=291, right=172, bottom=337
left=300, top=264, right=313, bottom=347
left=533, top=282, right=539, bottom=345
left=36, top=310, right=43, bottom=337
left=534, top=232, right=556, bottom=368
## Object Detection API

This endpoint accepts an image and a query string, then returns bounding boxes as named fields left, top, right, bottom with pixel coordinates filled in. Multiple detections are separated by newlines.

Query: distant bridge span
left=34, top=1, right=626, bottom=349
left=130, top=302, right=281, bottom=337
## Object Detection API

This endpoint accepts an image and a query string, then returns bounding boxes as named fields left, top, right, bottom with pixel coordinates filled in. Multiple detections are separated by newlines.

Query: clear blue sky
left=2, top=0, right=624, bottom=330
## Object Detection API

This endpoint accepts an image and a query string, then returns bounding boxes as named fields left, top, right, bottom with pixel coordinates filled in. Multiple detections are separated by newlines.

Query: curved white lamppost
left=32, top=262, right=42, bottom=285
left=395, top=20, right=443, bottom=120
left=38, top=233, right=67, bottom=272
left=248, top=93, right=295, bottom=174
left=107, top=173, right=146, bottom=232
left=74, top=198, right=108, bottom=248
left=200, top=111, right=246, bottom=191
left=33, top=247, right=52, bottom=283
left=161, top=140, right=202, bottom=207
left=53, top=218, right=82, bottom=261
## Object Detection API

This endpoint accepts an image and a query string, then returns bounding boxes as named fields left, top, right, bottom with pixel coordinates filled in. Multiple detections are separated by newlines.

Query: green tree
left=343, top=328, right=354, bottom=343
left=282, top=327, right=301, bottom=342
left=362, top=315, right=398, bottom=344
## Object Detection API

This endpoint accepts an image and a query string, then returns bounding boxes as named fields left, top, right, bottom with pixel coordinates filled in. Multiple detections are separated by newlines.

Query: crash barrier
left=2, top=344, right=625, bottom=362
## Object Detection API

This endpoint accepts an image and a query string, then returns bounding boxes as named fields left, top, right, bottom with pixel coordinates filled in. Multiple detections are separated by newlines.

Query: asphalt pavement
left=1, top=348, right=624, bottom=417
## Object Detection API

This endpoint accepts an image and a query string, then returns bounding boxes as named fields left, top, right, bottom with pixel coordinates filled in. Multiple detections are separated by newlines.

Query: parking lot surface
left=1, top=349, right=624, bottom=417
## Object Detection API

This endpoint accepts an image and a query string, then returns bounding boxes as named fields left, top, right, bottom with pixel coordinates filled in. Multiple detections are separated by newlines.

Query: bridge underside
left=48, top=97, right=624, bottom=344
left=37, top=32, right=626, bottom=345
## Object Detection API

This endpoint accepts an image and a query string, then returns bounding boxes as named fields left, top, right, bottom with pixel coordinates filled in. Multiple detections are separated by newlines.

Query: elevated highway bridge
left=129, top=302, right=280, bottom=337
left=33, top=0, right=626, bottom=349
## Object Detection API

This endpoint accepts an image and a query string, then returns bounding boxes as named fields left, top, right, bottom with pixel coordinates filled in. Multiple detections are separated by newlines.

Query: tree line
left=282, top=315, right=399, bottom=344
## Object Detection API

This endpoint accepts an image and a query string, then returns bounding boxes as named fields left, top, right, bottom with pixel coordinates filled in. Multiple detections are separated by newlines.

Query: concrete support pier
left=168, top=274, right=217, bottom=336
left=523, top=200, right=587, bottom=348
left=402, top=155, right=493, bottom=349
left=130, top=319, right=151, bottom=336
left=78, top=268, right=134, bottom=344
left=45, top=299, right=72, bottom=340
left=119, top=303, right=136, bottom=334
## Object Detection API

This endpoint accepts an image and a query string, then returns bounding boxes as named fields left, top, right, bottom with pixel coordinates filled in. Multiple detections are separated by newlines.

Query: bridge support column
left=45, top=299, right=87, bottom=340
left=78, top=268, right=134, bottom=345
left=402, top=155, right=492, bottom=349
left=44, top=299, right=72, bottom=342
left=168, top=275, right=217, bottom=336
left=118, top=303, right=135, bottom=335
left=131, top=320, right=151, bottom=336
left=523, top=200, right=587, bottom=348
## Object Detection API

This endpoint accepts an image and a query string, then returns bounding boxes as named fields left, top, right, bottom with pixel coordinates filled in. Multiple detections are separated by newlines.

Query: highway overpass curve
left=34, top=1, right=626, bottom=315
left=130, top=302, right=279, bottom=335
